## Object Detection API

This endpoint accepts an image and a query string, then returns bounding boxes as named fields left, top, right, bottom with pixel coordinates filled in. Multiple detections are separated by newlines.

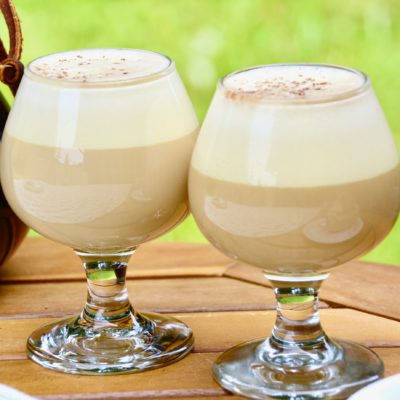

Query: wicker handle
left=0, top=0, right=23, bottom=96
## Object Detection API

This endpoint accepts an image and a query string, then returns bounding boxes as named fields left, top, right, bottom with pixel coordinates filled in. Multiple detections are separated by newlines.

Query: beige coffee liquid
left=3, top=133, right=196, bottom=250
left=1, top=49, right=199, bottom=251
left=190, top=64, right=400, bottom=276
left=190, top=167, right=399, bottom=274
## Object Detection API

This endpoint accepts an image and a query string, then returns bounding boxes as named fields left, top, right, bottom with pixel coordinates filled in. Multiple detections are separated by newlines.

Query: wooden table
left=0, top=237, right=399, bottom=399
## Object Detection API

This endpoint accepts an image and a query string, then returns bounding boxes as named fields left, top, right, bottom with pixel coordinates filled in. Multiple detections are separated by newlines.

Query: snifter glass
left=189, top=63, right=400, bottom=399
left=0, top=49, right=198, bottom=374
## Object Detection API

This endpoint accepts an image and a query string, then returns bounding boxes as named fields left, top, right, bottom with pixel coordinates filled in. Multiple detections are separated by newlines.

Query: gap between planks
left=224, top=261, right=400, bottom=321
left=1, top=309, right=400, bottom=362
left=0, top=349, right=398, bottom=399
left=0, top=275, right=331, bottom=320
left=38, top=390, right=232, bottom=400
left=3, top=238, right=399, bottom=320
left=0, top=271, right=230, bottom=285
left=0, top=277, right=279, bottom=319
left=0, top=238, right=233, bottom=282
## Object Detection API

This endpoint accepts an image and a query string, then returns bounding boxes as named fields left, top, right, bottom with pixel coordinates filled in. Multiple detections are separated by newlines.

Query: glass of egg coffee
left=189, top=63, right=400, bottom=399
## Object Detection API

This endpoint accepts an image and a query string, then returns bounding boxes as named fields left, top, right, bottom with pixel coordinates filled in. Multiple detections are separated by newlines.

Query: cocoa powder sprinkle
left=224, top=73, right=335, bottom=100
left=29, top=50, right=170, bottom=83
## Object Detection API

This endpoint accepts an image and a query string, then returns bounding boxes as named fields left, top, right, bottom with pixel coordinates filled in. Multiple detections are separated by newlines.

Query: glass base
left=213, top=338, right=383, bottom=399
left=27, top=311, right=193, bottom=375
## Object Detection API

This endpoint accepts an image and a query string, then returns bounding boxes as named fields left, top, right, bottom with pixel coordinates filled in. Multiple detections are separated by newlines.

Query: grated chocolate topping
left=29, top=49, right=170, bottom=84
left=223, top=65, right=365, bottom=102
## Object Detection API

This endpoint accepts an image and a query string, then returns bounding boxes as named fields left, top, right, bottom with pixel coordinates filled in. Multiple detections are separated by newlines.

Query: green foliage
left=12, top=0, right=400, bottom=264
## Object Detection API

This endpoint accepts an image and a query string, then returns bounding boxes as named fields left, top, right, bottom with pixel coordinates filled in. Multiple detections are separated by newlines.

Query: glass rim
left=25, top=48, right=175, bottom=88
left=218, top=63, right=370, bottom=105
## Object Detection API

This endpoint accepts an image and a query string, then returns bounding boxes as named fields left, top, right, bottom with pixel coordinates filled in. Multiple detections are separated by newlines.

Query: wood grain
left=0, top=237, right=232, bottom=282
left=144, top=397, right=238, bottom=400
left=0, top=349, right=398, bottom=399
left=0, top=354, right=223, bottom=399
left=1, top=238, right=399, bottom=399
left=2, top=309, right=400, bottom=360
left=0, top=277, right=276, bottom=318
left=224, top=262, right=267, bottom=287
left=185, top=308, right=400, bottom=350
left=88, top=398, right=239, bottom=400
left=321, top=260, right=400, bottom=321
left=139, top=398, right=238, bottom=400
left=374, top=347, right=400, bottom=377
left=225, top=260, right=400, bottom=321
left=38, top=397, right=240, bottom=400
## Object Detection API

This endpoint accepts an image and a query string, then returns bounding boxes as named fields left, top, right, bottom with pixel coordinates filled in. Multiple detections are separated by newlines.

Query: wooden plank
left=225, top=261, right=400, bottom=321
left=0, top=354, right=223, bottom=399
left=0, top=278, right=276, bottom=318
left=374, top=348, right=400, bottom=377
left=0, top=348, right=398, bottom=399
left=2, top=309, right=400, bottom=360
left=147, top=397, right=238, bottom=400
left=133, top=397, right=238, bottom=400
left=0, top=237, right=232, bottom=282
left=185, top=308, right=400, bottom=351
left=0, top=395, right=239, bottom=400
left=4, top=238, right=400, bottom=319
left=224, top=262, right=267, bottom=287
left=28, top=395, right=239, bottom=400
left=223, top=263, right=330, bottom=308
left=142, top=398, right=238, bottom=400
left=321, top=260, right=400, bottom=321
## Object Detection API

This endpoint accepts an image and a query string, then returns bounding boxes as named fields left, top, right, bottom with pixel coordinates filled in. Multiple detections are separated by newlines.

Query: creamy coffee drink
left=190, top=64, right=400, bottom=276
left=1, top=49, right=198, bottom=374
left=1, top=49, right=199, bottom=251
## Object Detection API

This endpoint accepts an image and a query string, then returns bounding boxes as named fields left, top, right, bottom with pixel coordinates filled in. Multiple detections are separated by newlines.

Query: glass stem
left=261, top=275, right=339, bottom=371
left=75, top=248, right=137, bottom=325
left=271, top=280, right=325, bottom=346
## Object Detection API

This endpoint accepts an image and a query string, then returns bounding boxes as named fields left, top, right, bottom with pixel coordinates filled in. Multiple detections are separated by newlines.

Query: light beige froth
left=7, top=50, right=198, bottom=148
left=223, top=65, right=365, bottom=101
left=192, top=66, right=398, bottom=187
left=29, top=49, right=170, bottom=83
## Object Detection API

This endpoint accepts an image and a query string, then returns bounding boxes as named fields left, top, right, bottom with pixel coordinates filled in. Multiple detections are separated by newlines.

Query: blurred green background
left=3, top=0, right=400, bottom=264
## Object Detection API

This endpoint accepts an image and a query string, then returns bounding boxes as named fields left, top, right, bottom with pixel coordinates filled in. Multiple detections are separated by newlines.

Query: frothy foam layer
left=7, top=49, right=198, bottom=149
left=29, top=49, right=171, bottom=83
left=192, top=65, right=398, bottom=187
left=223, top=64, right=366, bottom=101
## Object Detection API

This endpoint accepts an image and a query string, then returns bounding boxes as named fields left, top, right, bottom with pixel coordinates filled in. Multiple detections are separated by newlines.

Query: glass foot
left=27, top=311, right=193, bottom=375
left=213, top=338, right=383, bottom=399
